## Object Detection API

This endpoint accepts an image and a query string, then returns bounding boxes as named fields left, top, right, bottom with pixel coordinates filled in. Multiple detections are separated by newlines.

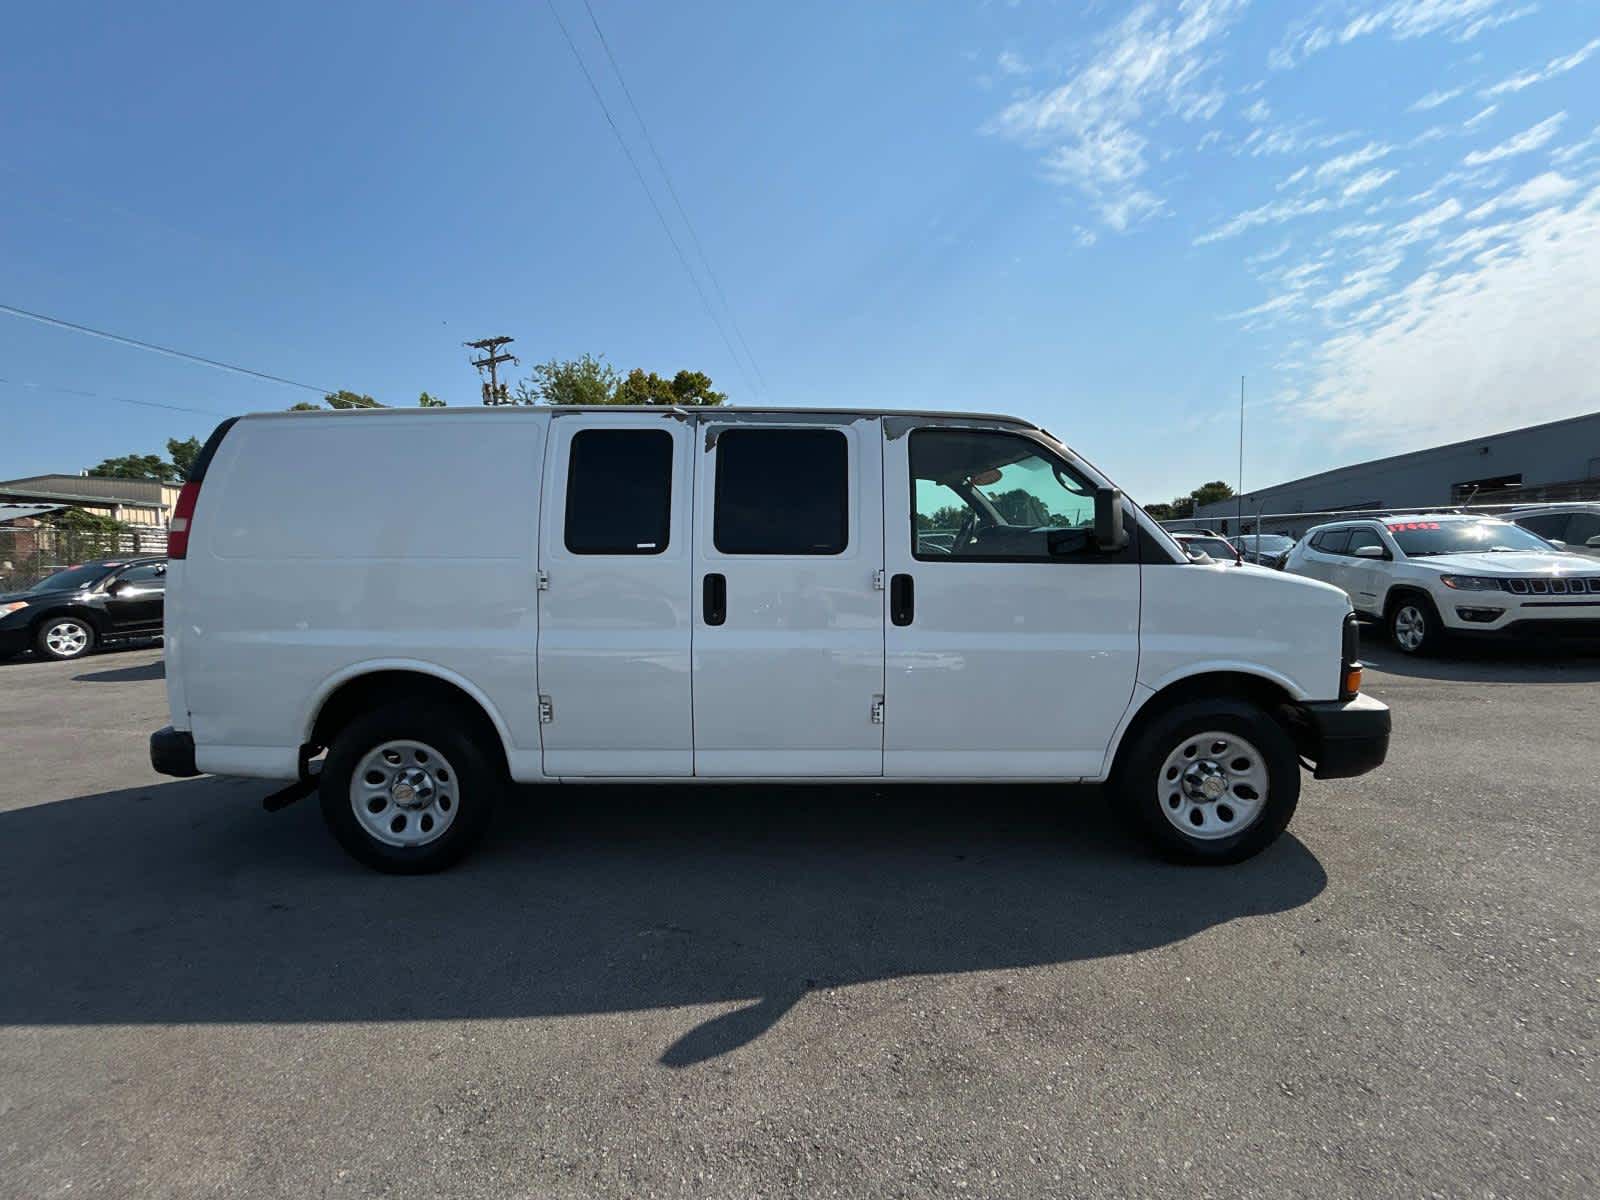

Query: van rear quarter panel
left=178, top=413, right=545, bottom=776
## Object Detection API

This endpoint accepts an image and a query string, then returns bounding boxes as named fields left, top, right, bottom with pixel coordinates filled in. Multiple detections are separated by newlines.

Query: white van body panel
left=691, top=414, right=885, bottom=777
left=536, top=411, right=696, bottom=777
left=166, top=405, right=1357, bottom=788
left=1136, top=562, right=1346, bottom=702
left=174, top=410, right=545, bottom=778
left=881, top=422, right=1140, bottom=779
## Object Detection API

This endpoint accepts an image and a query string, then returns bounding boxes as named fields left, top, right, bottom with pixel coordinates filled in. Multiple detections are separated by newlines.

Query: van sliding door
left=690, top=417, right=886, bottom=777
left=536, top=412, right=695, bottom=776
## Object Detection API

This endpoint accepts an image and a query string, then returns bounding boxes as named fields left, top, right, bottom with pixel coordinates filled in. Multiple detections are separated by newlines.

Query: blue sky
left=3, top=0, right=1598, bottom=502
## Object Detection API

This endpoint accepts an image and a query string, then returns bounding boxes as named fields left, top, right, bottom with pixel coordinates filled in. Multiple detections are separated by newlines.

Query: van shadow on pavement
left=1357, top=627, right=1600, bottom=683
left=0, top=779, right=1326, bottom=1067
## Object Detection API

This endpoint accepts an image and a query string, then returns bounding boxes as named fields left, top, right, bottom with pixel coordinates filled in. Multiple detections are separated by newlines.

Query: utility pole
left=466, top=336, right=519, bottom=406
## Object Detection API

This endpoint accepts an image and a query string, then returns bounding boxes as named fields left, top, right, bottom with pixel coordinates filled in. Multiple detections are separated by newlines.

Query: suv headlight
left=1439, top=575, right=1503, bottom=591
left=1, top=600, right=28, bottom=615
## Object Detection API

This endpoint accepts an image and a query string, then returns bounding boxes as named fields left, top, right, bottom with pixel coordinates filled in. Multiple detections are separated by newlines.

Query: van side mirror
left=1093, top=488, right=1128, bottom=552
left=1353, top=544, right=1387, bottom=559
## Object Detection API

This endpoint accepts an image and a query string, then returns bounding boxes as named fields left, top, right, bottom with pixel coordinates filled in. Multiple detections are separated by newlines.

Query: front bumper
left=150, top=725, right=200, bottom=778
left=1293, top=694, right=1390, bottom=780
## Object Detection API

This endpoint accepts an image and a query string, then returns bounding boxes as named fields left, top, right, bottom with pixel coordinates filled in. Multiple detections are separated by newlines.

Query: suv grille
left=1504, top=577, right=1600, bottom=595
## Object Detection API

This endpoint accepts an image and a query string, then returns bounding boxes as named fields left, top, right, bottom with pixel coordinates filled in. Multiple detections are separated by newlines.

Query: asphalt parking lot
left=2, top=640, right=1597, bottom=1199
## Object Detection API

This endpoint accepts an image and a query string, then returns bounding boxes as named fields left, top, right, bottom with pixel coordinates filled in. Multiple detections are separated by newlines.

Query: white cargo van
left=150, top=406, right=1389, bottom=872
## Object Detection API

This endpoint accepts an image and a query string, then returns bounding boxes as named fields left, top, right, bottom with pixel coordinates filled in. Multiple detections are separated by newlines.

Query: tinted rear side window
left=714, top=428, right=848, bottom=555
left=1315, top=529, right=1351, bottom=553
left=565, top=428, right=673, bottom=555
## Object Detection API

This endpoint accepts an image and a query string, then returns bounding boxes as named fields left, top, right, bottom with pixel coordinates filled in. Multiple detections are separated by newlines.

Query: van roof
left=239, top=404, right=1041, bottom=428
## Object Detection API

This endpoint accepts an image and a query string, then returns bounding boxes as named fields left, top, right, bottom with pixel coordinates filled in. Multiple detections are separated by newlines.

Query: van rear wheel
left=319, top=701, right=500, bottom=873
left=1114, top=698, right=1299, bottom=864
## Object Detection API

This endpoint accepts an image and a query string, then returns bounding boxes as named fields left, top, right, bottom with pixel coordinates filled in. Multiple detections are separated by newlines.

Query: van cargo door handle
left=890, top=573, right=914, bottom=626
left=703, top=573, right=727, bottom=626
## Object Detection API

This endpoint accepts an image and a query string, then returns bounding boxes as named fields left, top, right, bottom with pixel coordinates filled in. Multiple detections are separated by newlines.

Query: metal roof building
left=1188, top=410, right=1600, bottom=537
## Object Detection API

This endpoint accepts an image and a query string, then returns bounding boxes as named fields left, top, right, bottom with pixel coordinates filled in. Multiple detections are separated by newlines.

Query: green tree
left=615, top=368, right=727, bottom=407
left=324, top=390, right=383, bottom=410
left=288, top=400, right=323, bottom=411
left=515, top=356, right=726, bottom=407
left=86, top=453, right=182, bottom=483
left=167, top=437, right=202, bottom=479
left=417, top=392, right=446, bottom=407
left=1189, top=480, right=1234, bottom=508
left=518, top=354, right=622, bottom=406
left=1144, top=502, right=1174, bottom=520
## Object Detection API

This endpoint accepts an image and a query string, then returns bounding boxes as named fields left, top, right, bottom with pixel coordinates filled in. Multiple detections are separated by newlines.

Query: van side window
left=564, top=428, right=673, bottom=555
left=713, top=428, right=849, bottom=555
left=909, top=429, right=1098, bottom=562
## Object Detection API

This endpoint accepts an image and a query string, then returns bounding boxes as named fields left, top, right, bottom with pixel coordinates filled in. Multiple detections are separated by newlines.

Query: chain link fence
left=0, top=525, right=169, bottom=593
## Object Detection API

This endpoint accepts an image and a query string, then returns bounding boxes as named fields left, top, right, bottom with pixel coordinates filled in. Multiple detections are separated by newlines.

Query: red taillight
left=168, top=480, right=201, bottom=559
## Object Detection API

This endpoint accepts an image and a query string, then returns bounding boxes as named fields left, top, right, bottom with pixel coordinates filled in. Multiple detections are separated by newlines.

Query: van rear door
left=691, top=416, right=885, bottom=776
left=537, top=412, right=695, bottom=776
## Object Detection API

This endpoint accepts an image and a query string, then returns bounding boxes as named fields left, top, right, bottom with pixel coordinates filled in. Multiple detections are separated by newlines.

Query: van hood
left=1405, top=550, right=1598, bottom=576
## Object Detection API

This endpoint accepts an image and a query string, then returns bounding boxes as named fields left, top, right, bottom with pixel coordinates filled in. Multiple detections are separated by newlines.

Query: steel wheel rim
left=1394, top=605, right=1425, bottom=651
left=1156, top=730, right=1270, bottom=841
left=45, top=622, right=88, bottom=656
left=350, top=739, right=460, bottom=848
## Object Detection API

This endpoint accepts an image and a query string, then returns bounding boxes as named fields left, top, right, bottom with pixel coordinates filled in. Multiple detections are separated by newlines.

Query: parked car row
left=0, top=557, right=167, bottom=661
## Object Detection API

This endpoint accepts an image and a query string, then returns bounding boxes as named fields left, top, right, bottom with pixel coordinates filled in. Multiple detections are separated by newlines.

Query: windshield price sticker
left=1386, top=521, right=1441, bottom=532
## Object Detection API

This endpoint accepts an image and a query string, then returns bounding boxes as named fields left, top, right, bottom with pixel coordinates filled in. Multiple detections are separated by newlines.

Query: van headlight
left=1438, top=575, right=1502, bottom=591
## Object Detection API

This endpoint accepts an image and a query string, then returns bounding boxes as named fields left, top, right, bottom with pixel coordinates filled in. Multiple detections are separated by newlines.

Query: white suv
left=1283, top=513, right=1600, bottom=654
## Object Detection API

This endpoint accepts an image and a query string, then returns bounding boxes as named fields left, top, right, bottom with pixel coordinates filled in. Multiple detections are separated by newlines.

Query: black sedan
left=0, top=557, right=167, bottom=662
left=1235, top=533, right=1297, bottom=569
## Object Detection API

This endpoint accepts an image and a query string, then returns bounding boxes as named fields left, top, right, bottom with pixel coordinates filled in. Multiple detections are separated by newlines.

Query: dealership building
left=1184, top=410, right=1600, bottom=537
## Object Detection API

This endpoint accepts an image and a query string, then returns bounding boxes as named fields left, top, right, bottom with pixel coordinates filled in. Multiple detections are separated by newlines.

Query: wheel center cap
left=390, top=769, right=433, bottom=809
left=1201, top=774, right=1227, bottom=800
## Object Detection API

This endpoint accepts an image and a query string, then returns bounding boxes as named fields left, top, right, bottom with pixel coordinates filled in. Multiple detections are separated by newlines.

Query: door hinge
left=872, top=569, right=886, bottom=591
left=870, top=695, right=885, bottom=724
left=538, top=695, right=554, bottom=724
left=536, top=570, right=550, bottom=591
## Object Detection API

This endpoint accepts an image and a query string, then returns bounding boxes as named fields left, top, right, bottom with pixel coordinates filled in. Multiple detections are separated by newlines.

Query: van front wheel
left=1115, top=698, right=1299, bottom=864
left=319, top=701, right=500, bottom=873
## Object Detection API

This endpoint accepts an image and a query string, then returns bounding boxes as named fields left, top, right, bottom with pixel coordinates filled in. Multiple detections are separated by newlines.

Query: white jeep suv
left=1283, top=514, right=1600, bottom=654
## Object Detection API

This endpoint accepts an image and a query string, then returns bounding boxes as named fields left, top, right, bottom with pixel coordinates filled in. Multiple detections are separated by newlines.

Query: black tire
left=1114, top=698, right=1300, bottom=865
left=1386, top=592, right=1442, bottom=655
left=318, top=700, right=501, bottom=873
left=34, top=615, right=96, bottom=661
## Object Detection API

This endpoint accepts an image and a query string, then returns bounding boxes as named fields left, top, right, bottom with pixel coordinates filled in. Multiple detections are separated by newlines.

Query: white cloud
left=1462, top=104, right=1497, bottom=130
left=996, top=50, right=1029, bottom=78
left=1242, top=97, right=1271, bottom=123
left=1195, top=195, right=1332, bottom=244
left=988, top=0, right=1246, bottom=230
left=1299, top=187, right=1600, bottom=445
left=1464, top=171, right=1579, bottom=221
left=1462, top=112, right=1566, bottom=165
left=1272, top=0, right=1534, bottom=70
left=1410, top=86, right=1464, bottom=111
left=1342, top=168, right=1398, bottom=199
left=1313, top=142, right=1393, bottom=184
left=1483, top=37, right=1600, bottom=96
left=1551, top=125, right=1600, bottom=167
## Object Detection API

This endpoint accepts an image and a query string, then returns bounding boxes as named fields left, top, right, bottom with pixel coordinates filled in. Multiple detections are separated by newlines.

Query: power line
left=543, top=0, right=762, bottom=400
left=0, top=375, right=230, bottom=418
left=0, top=303, right=333, bottom=394
left=578, top=0, right=768, bottom=396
